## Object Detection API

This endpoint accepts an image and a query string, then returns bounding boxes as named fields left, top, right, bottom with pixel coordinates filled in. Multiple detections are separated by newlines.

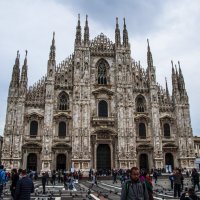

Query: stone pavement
left=1, top=177, right=200, bottom=199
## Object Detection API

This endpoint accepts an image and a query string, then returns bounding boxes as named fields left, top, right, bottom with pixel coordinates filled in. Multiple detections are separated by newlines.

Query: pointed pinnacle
left=24, top=50, right=28, bottom=65
left=15, top=50, right=20, bottom=66
left=123, top=18, right=126, bottom=28
left=147, top=39, right=150, bottom=51
left=85, top=14, right=88, bottom=26
left=78, top=13, right=80, bottom=26
left=51, top=32, right=55, bottom=47
left=171, top=60, right=174, bottom=68
left=17, top=50, right=19, bottom=58
left=178, top=61, right=181, bottom=68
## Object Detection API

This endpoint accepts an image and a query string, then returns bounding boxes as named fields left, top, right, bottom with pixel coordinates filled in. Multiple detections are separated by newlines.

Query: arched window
left=136, top=96, right=146, bottom=112
left=30, top=121, right=38, bottom=137
left=98, top=60, right=107, bottom=85
left=139, top=123, right=146, bottom=138
left=58, top=121, right=66, bottom=137
left=58, top=92, right=69, bottom=111
left=164, top=123, right=170, bottom=137
left=98, top=100, right=108, bottom=117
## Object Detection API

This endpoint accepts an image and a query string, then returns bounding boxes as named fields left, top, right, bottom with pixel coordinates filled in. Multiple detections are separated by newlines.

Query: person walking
left=10, top=169, right=19, bottom=199
left=14, top=169, right=34, bottom=200
left=51, top=170, right=56, bottom=186
left=141, top=171, right=153, bottom=200
left=41, top=173, right=47, bottom=194
left=153, top=170, right=158, bottom=184
left=173, top=168, right=182, bottom=198
left=0, top=165, right=8, bottom=199
left=91, top=173, right=98, bottom=188
left=192, top=168, right=200, bottom=191
left=169, top=172, right=174, bottom=190
left=121, top=167, right=149, bottom=200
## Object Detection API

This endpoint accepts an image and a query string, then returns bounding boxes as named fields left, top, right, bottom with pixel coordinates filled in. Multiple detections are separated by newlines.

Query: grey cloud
left=56, top=0, right=165, bottom=36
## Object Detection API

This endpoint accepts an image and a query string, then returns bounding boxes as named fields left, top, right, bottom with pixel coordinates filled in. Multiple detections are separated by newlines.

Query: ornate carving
left=97, top=133, right=110, bottom=139
left=90, top=33, right=115, bottom=57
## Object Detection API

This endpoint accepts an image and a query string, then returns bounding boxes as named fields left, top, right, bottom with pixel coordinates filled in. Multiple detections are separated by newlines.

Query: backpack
left=0, top=170, right=7, bottom=185
left=144, top=177, right=153, bottom=191
left=125, top=180, right=146, bottom=200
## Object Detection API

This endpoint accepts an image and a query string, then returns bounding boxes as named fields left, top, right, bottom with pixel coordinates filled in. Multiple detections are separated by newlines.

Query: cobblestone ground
left=1, top=176, right=200, bottom=200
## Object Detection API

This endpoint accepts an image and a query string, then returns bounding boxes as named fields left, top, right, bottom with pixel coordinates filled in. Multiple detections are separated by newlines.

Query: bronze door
left=27, top=153, right=37, bottom=171
left=97, top=144, right=111, bottom=170
left=56, top=154, right=66, bottom=170
left=139, top=154, right=149, bottom=170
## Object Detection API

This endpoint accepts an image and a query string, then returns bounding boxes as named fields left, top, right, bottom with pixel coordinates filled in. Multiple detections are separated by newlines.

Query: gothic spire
left=172, top=60, right=175, bottom=75
left=84, top=14, right=89, bottom=46
left=123, top=18, right=129, bottom=47
left=165, top=77, right=170, bottom=100
left=75, top=14, right=82, bottom=46
left=20, top=50, right=28, bottom=88
left=115, top=17, right=121, bottom=48
left=10, top=50, right=20, bottom=88
left=171, top=60, right=178, bottom=94
left=147, top=39, right=153, bottom=67
left=178, top=61, right=185, bottom=91
left=49, top=32, right=56, bottom=62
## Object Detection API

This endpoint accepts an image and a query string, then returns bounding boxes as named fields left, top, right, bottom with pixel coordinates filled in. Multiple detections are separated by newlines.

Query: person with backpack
left=0, top=165, right=8, bottom=199
left=141, top=171, right=153, bottom=200
left=121, top=167, right=149, bottom=200
left=14, top=169, right=34, bottom=200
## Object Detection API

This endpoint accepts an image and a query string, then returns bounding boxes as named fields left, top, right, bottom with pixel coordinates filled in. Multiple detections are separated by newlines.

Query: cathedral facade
left=2, top=16, right=195, bottom=172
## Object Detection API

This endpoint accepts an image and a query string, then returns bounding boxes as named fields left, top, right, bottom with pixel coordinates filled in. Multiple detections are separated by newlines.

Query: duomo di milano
left=2, top=15, right=195, bottom=173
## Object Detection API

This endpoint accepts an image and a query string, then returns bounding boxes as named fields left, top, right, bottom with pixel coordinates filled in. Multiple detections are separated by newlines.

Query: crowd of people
left=0, top=166, right=83, bottom=199
left=0, top=164, right=200, bottom=199
left=120, top=167, right=200, bottom=200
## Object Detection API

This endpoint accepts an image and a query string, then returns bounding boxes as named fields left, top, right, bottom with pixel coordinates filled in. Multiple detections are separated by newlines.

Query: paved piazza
left=1, top=176, right=200, bottom=199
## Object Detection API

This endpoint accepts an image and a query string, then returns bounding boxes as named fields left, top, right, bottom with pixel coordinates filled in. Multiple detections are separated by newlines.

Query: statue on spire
left=75, top=14, right=82, bottom=46
left=115, top=17, right=121, bottom=48
left=84, top=14, right=89, bottom=46
left=123, top=18, right=129, bottom=47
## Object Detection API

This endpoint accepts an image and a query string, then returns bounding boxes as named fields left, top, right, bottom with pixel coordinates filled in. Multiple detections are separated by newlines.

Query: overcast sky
left=0, top=0, right=200, bottom=136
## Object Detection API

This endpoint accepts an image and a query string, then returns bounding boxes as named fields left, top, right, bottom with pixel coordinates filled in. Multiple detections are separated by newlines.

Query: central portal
left=97, top=144, right=111, bottom=170
left=56, top=154, right=66, bottom=170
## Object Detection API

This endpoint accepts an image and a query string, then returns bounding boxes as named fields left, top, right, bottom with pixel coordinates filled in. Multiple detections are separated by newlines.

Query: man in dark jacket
left=121, top=167, right=149, bottom=200
left=15, top=169, right=34, bottom=200
left=42, top=173, right=47, bottom=194
left=173, top=168, right=182, bottom=198
left=10, top=168, right=19, bottom=199
left=192, top=168, right=200, bottom=191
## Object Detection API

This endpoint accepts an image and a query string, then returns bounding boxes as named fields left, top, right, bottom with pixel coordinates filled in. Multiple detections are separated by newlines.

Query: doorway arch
left=165, top=153, right=174, bottom=172
left=97, top=144, right=111, bottom=170
left=56, top=154, right=66, bottom=170
left=27, top=153, right=37, bottom=171
left=139, top=154, right=149, bottom=170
